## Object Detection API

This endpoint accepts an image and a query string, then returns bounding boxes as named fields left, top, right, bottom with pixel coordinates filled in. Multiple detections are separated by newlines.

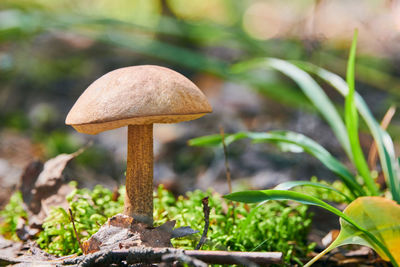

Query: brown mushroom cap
left=66, top=65, right=212, bottom=134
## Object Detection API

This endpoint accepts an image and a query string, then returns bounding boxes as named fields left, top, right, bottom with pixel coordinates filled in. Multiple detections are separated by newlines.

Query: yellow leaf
left=305, top=197, right=400, bottom=266
left=339, top=197, right=400, bottom=262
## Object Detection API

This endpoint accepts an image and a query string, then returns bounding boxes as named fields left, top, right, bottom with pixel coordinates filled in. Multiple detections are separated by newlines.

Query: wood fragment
left=62, top=248, right=283, bottom=266
left=63, top=248, right=207, bottom=267
left=195, top=197, right=210, bottom=250
left=185, top=250, right=282, bottom=265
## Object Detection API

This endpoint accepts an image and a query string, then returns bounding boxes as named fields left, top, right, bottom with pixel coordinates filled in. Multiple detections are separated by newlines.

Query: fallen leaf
left=321, top=229, right=340, bottom=247
left=306, top=197, right=400, bottom=266
left=82, top=214, right=175, bottom=254
left=16, top=150, right=83, bottom=236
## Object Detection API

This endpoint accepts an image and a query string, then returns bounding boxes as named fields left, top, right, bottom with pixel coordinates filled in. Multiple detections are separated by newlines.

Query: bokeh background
left=1, top=0, right=400, bottom=211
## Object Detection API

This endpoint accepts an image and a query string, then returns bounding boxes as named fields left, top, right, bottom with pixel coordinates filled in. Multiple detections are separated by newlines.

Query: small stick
left=195, top=197, right=210, bottom=250
left=368, top=106, right=396, bottom=170
left=62, top=248, right=283, bottom=266
left=68, top=208, right=84, bottom=254
left=220, top=126, right=236, bottom=221
left=185, top=250, right=282, bottom=265
left=219, top=126, right=232, bottom=194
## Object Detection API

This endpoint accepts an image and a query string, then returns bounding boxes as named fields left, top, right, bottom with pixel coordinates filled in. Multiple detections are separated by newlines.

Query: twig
left=220, top=126, right=232, bottom=193
left=195, top=197, right=210, bottom=250
left=63, top=248, right=207, bottom=267
left=220, top=126, right=237, bottom=222
left=0, top=255, right=60, bottom=266
left=161, top=252, right=207, bottom=267
left=185, top=250, right=282, bottom=266
left=68, top=208, right=84, bottom=254
left=368, top=106, right=396, bottom=170
left=62, top=248, right=283, bottom=266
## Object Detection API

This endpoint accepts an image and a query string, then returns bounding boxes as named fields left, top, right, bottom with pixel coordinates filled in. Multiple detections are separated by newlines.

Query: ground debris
left=64, top=247, right=207, bottom=267
left=15, top=150, right=82, bottom=240
left=0, top=236, right=23, bottom=259
left=0, top=240, right=57, bottom=266
left=82, top=214, right=176, bottom=254
left=63, top=248, right=284, bottom=267
left=195, top=197, right=210, bottom=250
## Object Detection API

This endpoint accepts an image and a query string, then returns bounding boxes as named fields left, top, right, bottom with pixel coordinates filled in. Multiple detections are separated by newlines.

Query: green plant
left=189, top=31, right=400, bottom=265
left=1, top=183, right=314, bottom=264
left=225, top=191, right=400, bottom=266
left=36, top=182, right=125, bottom=255
left=155, top=185, right=314, bottom=265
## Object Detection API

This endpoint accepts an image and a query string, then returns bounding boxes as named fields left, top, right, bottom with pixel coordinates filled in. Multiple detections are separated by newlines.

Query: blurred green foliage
left=190, top=48, right=400, bottom=204
left=0, top=192, right=27, bottom=240
left=0, top=0, right=399, bottom=160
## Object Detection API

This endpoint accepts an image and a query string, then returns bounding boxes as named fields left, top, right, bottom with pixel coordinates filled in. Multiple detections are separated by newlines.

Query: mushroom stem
left=124, top=124, right=154, bottom=225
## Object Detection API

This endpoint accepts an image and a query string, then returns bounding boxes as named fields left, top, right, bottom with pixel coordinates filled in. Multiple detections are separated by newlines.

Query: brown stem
left=124, top=124, right=154, bottom=225
left=68, top=208, right=84, bottom=254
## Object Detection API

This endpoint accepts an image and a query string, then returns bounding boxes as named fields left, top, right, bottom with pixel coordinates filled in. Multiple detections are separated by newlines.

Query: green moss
left=1, top=183, right=314, bottom=264
left=0, top=191, right=27, bottom=240
left=36, top=182, right=125, bottom=255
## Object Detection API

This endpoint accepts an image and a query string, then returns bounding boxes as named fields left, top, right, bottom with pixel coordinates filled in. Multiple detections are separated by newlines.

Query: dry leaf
left=17, top=150, right=82, bottom=235
left=83, top=214, right=175, bottom=254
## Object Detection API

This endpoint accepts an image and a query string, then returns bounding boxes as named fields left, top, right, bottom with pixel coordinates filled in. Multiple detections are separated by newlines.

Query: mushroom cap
left=66, top=65, right=212, bottom=134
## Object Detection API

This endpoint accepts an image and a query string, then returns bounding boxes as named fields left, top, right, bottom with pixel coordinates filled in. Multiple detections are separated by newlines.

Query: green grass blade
left=274, top=181, right=353, bottom=203
left=232, top=58, right=353, bottom=161
left=293, top=62, right=400, bottom=202
left=224, top=190, right=398, bottom=266
left=188, top=132, right=248, bottom=147
left=345, top=30, right=379, bottom=196
left=225, top=190, right=348, bottom=217
left=248, top=131, right=364, bottom=197
left=189, top=131, right=365, bottom=197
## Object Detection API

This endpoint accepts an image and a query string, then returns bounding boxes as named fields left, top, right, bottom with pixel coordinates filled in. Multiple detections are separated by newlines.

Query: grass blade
left=189, top=131, right=365, bottom=197
left=188, top=132, right=248, bottom=147
left=293, top=62, right=400, bottom=202
left=224, top=190, right=398, bottom=266
left=225, top=190, right=347, bottom=218
left=345, top=30, right=379, bottom=195
left=248, top=131, right=364, bottom=197
left=232, top=58, right=353, bottom=161
left=274, top=181, right=353, bottom=203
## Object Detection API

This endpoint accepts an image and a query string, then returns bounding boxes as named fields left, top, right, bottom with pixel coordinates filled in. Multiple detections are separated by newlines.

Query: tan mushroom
left=66, top=65, right=212, bottom=225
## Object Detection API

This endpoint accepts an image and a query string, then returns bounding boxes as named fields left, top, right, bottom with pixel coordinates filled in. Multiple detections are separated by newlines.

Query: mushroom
left=66, top=65, right=212, bottom=225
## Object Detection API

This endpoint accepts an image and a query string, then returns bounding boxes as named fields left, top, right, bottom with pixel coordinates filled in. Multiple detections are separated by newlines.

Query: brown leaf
left=15, top=217, right=39, bottom=241
left=82, top=214, right=175, bottom=254
left=17, top=150, right=82, bottom=235
left=19, top=161, right=43, bottom=208
left=321, top=229, right=340, bottom=247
